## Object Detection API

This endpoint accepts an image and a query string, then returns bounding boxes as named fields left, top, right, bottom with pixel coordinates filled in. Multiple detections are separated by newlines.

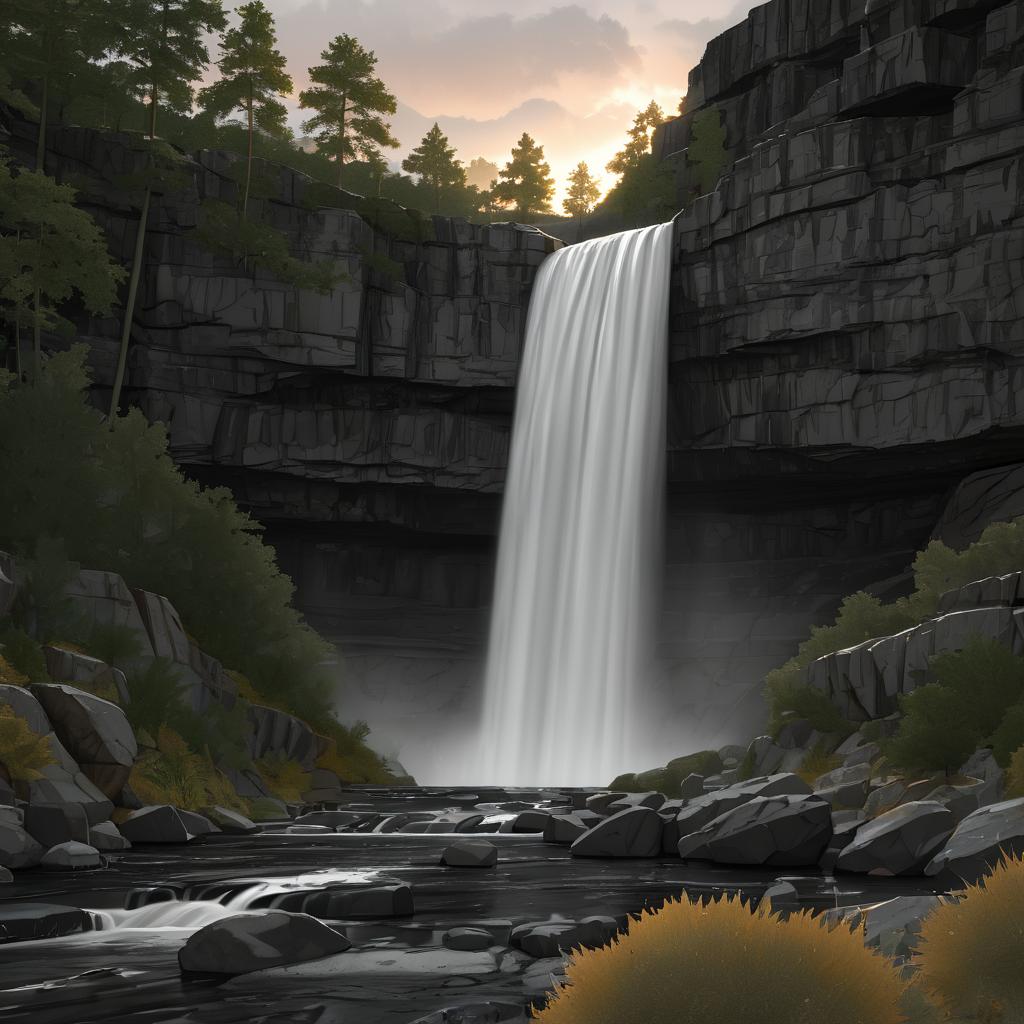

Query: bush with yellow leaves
left=913, top=854, right=1024, bottom=1023
left=532, top=893, right=907, bottom=1024
left=0, top=703, right=54, bottom=782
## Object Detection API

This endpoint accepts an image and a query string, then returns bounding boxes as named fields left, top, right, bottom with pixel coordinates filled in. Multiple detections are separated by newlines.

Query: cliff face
left=4, top=0, right=1023, bottom=778
left=648, top=0, right=1024, bottom=750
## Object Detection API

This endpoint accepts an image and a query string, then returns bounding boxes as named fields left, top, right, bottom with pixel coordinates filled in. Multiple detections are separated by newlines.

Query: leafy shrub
left=532, top=893, right=907, bottom=1024
left=913, top=854, right=1024, bottom=1021
left=991, top=702, right=1024, bottom=768
left=255, top=751, right=311, bottom=803
left=796, top=743, right=842, bottom=788
left=0, top=704, right=54, bottom=781
left=1006, top=746, right=1024, bottom=799
left=0, top=348, right=335, bottom=724
left=767, top=681, right=855, bottom=739
left=82, top=621, right=145, bottom=668
left=687, top=106, right=729, bottom=196
left=887, top=638, right=1024, bottom=776
left=0, top=624, right=47, bottom=682
left=122, top=658, right=188, bottom=737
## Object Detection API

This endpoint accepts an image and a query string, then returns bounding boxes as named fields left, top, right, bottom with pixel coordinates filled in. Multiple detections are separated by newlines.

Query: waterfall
left=472, top=222, right=674, bottom=787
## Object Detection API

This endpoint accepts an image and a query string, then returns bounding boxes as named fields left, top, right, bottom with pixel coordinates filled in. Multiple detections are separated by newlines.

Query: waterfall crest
left=473, top=222, right=674, bottom=787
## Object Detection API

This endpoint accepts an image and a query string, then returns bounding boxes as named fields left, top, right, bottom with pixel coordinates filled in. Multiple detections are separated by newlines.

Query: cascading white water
left=471, top=222, right=674, bottom=787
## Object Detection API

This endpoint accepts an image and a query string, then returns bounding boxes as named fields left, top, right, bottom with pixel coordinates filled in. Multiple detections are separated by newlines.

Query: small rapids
left=88, top=868, right=380, bottom=932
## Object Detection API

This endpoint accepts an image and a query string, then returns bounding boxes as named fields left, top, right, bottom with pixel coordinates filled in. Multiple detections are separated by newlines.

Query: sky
left=244, top=0, right=747, bottom=206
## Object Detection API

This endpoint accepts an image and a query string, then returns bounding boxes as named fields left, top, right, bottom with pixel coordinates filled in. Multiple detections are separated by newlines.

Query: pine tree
left=562, top=162, right=601, bottom=233
left=606, top=100, right=665, bottom=176
left=402, top=123, right=467, bottom=213
left=299, top=35, right=398, bottom=186
left=114, top=0, right=227, bottom=139
left=198, top=0, right=293, bottom=216
left=0, top=0, right=111, bottom=172
left=0, top=161, right=125, bottom=380
left=491, top=133, right=555, bottom=222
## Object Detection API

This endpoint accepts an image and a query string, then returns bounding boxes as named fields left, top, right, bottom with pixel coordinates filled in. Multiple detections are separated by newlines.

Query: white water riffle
left=470, top=222, right=674, bottom=787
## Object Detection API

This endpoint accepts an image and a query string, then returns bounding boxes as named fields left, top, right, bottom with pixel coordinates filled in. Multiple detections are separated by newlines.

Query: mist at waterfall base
left=447, top=222, right=676, bottom=788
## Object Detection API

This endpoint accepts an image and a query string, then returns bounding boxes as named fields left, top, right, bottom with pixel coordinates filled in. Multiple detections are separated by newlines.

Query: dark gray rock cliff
left=3, top=0, right=1023, bottom=776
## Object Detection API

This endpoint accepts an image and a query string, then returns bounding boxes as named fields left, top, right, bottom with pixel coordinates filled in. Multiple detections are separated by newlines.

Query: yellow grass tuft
left=0, top=655, right=28, bottom=686
left=254, top=751, right=311, bottom=803
left=532, top=893, right=907, bottom=1024
left=0, top=704, right=54, bottom=781
left=914, top=854, right=1024, bottom=1021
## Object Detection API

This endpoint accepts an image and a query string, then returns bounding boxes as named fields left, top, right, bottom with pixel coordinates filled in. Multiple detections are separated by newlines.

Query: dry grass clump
left=914, top=854, right=1024, bottom=1023
left=254, top=751, right=311, bottom=803
left=796, top=742, right=842, bottom=787
left=0, top=704, right=54, bottom=781
left=532, top=893, right=907, bottom=1024
left=0, top=654, right=28, bottom=686
left=1006, top=745, right=1024, bottom=799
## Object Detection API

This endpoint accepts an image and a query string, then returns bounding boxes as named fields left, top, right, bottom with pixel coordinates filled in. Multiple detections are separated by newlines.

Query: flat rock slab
left=226, top=946, right=499, bottom=979
left=0, top=902, right=91, bottom=943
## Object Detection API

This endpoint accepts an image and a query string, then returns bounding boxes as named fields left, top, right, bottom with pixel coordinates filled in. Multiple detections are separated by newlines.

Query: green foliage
left=0, top=624, right=48, bottom=683
left=191, top=198, right=343, bottom=293
left=361, top=248, right=404, bottom=284
left=687, top=106, right=729, bottom=196
left=533, top=893, right=908, bottom=1024
left=0, top=161, right=125, bottom=344
left=0, top=703, right=55, bottom=781
left=491, top=132, right=555, bottom=221
left=914, top=854, right=1024, bottom=1021
left=562, top=162, right=601, bottom=224
left=0, top=347, right=336, bottom=723
left=887, top=638, right=1024, bottom=776
left=299, top=34, right=398, bottom=182
left=113, top=0, right=227, bottom=135
left=82, top=621, right=145, bottom=669
left=402, top=123, right=468, bottom=213
left=1006, top=746, right=1024, bottom=799
left=609, top=750, right=723, bottom=794
left=122, top=657, right=187, bottom=736
left=993, top=704, right=1024, bottom=769
left=197, top=0, right=292, bottom=215
left=308, top=715, right=391, bottom=784
left=606, top=101, right=665, bottom=176
left=599, top=154, right=677, bottom=228
left=7, top=536, right=80, bottom=642
left=255, top=750, right=310, bottom=803
left=767, top=681, right=856, bottom=739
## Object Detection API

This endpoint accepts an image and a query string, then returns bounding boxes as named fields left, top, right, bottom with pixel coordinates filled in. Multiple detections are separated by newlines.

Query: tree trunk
left=109, top=185, right=152, bottom=425
left=13, top=321, right=21, bottom=381
left=32, top=286, right=42, bottom=381
left=243, top=80, right=254, bottom=218
left=336, top=96, right=347, bottom=186
left=148, top=85, right=158, bottom=139
left=35, top=73, right=49, bottom=173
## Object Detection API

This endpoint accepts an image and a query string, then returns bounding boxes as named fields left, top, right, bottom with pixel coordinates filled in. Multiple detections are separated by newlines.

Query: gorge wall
left=4, top=0, right=1023, bottom=780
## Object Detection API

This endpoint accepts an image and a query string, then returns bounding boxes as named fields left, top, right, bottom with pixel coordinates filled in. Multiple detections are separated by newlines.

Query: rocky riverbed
left=0, top=785, right=958, bottom=1024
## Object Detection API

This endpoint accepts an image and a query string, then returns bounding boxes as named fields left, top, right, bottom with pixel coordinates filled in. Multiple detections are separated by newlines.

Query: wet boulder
left=23, top=802, right=90, bottom=847
left=179, top=910, right=351, bottom=976
left=305, top=882, right=413, bottom=918
left=571, top=807, right=662, bottom=858
left=0, top=902, right=91, bottom=942
left=443, top=927, right=494, bottom=952
left=543, top=813, right=589, bottom=844
left=118, top=805, right=192, bottom=843
left=511, top=916, right=618, bottom=958
left=837, top=801, right=954, bottom=876
left=40, top=840, right=102, bottom=870
left=0, top=820, right=43, bottom=869
left=672, top=773, right=813, bottom=839
left=204, top=806, right=258, bottom=834
left=440, top=839, right=498, bottom=868
left=510, top=810, right=551, bottom=832
left=678, top=795, right=832, bottom=867
left=28, top=684, right=137, bottom=798
left=606, top=792, right=665, bottom=813
left=925, top=797, right=1024, bottom=881
left=88, top=820, right=130, bottom=851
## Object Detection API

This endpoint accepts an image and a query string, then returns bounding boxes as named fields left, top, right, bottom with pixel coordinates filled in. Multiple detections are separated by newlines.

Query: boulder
left=118, top=805, right=192, bottom=843
left=679, top=773, right=705, bottom=799
left=510, top=810, right=551, bottom=832
left=23, top=803, right=90, bottom=847
left=440, top=839, right=498, bottom=868
left=925, top=798, right=1024, bottom=880
left=40, top=840, right=102, bottom=870
left=543, top=813, right=589, bottom=844
left=179, top=910, right=351, bottom=975
left=775, top=719, right=815, bottom=749
left=837, top=802, right=955, bottom=876
left=0, top=865, right=11, bottom=883
left=571, top=807, right=662, bottom=858
left=511, top=916, right=618, bottom=958
left=606, top=792, right=666, bottom=813
left=922, top=782, right=985, bottom=823
left=28, top=684, right=137, bottom=797
left=42, top=646, right=130, bottom=705
left=0, top=902, right=91, bottom=942
left=859, top=895, right=948, bottom=958
left=864, top=779, right=908, bottom=817
left=745, top=736, right=786, bottom=776
left=958, top=749, right=1004, bottom=805
left=204, top=806, right=258, bottom=834
left=305, top=882, right=413, bottom=918
left=0, top=820, right=43, bottom=868
left=673, top=773, right=814, bottom=838
left=443, top=927, right=493, bottom=952
left=89, top=820, right=130, bottom=851
left=842, top=742, right=881, bottom=768
left=0, top=685, right=113, bottom=822
left=678, top=795, right=832, bottom=867
left=584, top=792, right=626, bottom=814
